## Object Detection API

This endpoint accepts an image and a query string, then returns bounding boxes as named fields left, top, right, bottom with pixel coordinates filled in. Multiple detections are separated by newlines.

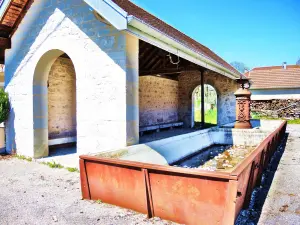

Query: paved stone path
left=258, top=125, right=300, bottom=224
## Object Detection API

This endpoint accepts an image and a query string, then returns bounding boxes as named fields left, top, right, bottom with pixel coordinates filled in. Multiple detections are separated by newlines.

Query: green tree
left=0, top=89, right=9, bottom=123
left=230, top=61, right=250, bottom=73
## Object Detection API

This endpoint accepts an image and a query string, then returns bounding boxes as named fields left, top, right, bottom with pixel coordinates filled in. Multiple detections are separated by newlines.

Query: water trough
left=79, top=120, right=287, bottom=225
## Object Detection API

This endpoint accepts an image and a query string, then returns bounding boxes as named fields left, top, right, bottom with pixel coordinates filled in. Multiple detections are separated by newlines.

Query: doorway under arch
left=192, top=84, right=217, bottom=128
left=33, top=50, right=77, bottom=158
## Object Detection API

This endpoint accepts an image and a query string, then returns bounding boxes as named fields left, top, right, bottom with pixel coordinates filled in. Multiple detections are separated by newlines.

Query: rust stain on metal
left=80, top=120, right=287, bottom=225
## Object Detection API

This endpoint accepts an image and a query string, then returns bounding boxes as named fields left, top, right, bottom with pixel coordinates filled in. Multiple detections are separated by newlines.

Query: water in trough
left=173, top=144, right=256, bottom=171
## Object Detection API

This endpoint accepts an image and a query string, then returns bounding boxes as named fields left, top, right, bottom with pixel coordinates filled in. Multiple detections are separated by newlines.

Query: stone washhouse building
left=0, top=0, right=243, bottom=158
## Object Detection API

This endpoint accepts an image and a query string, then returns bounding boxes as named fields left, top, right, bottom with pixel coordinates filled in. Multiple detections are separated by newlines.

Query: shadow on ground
left=49, top=143, right=77, bottom=156
left=139, top=124, right=217, bottom=143
left=235, top=133, right=289, bottom=225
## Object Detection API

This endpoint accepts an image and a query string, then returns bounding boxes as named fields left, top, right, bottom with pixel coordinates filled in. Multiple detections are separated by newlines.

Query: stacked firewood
left=251, top=99, right=300, bottom=119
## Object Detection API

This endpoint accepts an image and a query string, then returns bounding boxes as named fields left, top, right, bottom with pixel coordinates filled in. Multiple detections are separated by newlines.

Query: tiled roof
left=0, top=0, right=31, bottom=28
left=0, top=0, right=241, bottom=76
left=112, top=0, right=241, bottom=76
left=246, top=65, right=300, bottom=89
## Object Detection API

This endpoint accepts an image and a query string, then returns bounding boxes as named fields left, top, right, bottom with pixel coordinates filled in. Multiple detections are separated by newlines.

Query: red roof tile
left=0, top=0, right=30, bottom=28
left=247, top=65, right=300, bottom=89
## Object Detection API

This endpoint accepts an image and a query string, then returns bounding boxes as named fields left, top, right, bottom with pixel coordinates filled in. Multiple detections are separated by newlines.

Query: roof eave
left=0, top=0, right=11, bottom=21
left=2, top=0, right=243, bottom=80
left=127, top=16, right=242, bottom=80
left=84, top=0, right=128, bottom=30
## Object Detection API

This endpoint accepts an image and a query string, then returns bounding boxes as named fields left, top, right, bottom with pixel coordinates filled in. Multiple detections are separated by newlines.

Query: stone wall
left=48, top=57, right=76, bottom=140
left=178, top=70, right=237, bottom=127
left=139, top=76, right=178, bottom=126
left=251, top=99, right=300, bottom=119
left=5, top=0, right=139, bottom=157
left=0, top=72, right=4, bottom=88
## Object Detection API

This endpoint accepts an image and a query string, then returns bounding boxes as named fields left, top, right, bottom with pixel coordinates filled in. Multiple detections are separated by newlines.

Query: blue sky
left=131, top=0, right=300, bottom=69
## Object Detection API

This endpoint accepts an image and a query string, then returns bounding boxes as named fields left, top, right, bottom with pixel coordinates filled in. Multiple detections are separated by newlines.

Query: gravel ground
left=258, top=125, right=300, bottom=225
left=0, top=158, right=176, bottom=225
left=1, top=124, right=299, bottom=225
left=236, top=124, right=300, bottom=225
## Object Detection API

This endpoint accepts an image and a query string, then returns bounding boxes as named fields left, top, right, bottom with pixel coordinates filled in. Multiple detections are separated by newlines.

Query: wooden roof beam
left=0, top=24, right=13, bottom=37
left=139, top=68, right=184, bottom=76
left=151, top=58, right=163, bottom=70
left=0, top=24, right=13, bottom=31
left=139, top=63, right=200, bottom=76
left=11, top=2, right=25, bottom=9
left=0, top=37, right=11, bottom=49
left=139, top=45, right=152, bottom=59
left=144, top=54, right=160, bottom=69
left=140, top=47, right=159, bottom=69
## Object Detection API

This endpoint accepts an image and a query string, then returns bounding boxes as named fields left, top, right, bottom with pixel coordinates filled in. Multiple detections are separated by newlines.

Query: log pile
left=251, top=99, right=300, bottom=119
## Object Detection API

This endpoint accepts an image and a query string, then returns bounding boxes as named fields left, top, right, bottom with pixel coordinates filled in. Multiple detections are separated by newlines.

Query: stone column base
left=234, top=121, right=252, bottom=129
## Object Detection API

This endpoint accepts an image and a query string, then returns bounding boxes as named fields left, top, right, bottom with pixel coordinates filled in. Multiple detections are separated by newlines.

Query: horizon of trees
left=230, top=61, right=250, bottom=73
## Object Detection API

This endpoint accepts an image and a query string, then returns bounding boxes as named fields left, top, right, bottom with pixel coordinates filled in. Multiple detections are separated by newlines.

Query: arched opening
left=192, top=84, right=217, bottom=128
left=33, top=50, right=77, bottom=158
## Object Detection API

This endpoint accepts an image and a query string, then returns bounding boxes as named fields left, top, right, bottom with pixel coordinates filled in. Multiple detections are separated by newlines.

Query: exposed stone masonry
left=179, top=70, right=237, bottom=127
left=48, top=57, right=76, bottom=139
left=5, top=0, right=139, bottom=157
left=139, top=76, right=178, bottom=126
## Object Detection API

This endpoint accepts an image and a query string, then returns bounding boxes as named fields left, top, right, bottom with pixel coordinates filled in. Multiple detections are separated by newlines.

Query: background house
left=246, top=63, right=300, bottom=100
left=246, top=63, right=300, bottom=119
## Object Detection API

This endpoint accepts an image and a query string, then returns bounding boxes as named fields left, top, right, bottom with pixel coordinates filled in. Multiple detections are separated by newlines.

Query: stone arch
left=179, top=70, right=236, bottom=128
left=191, top=84, right=218, bottom=128
left=33, top=49, right=77, bottom=158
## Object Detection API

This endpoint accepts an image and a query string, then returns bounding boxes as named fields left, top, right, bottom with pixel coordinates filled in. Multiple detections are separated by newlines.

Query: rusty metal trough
left=80, top=120, right=287, bottom=225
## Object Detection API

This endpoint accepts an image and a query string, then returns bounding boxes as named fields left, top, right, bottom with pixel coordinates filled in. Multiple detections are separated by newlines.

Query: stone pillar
left=234, top=79, right=252, bottom=129
left=200, top=69, right=205, bottom=128
left=125, top=34, right=139, bottom=145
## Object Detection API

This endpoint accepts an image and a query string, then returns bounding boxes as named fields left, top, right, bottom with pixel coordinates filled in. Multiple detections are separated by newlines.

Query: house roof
left=0, top=0, right=30, bottom=27
left=112, top=0, right=241, bottom=77
left=0, top=0, right=241, bottom=78
left=246, top=65, right=300, bottom=89
left=0, top=0, right=32, bottom=62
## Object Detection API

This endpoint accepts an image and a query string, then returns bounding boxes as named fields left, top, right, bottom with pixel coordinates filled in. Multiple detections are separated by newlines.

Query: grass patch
left=66, top=167, right=79, bottom=173
left=195, top=108, right=217, bottom=124
left=96, top=199, right=103, bottom=204
left=14, top=154, right=32, bottom=162
left=251, top=113, right=300, bottom=124
left=40, top=161, right=80, bottom=173
left=287, top=119, right=300, bottom=124
left=13, top=155, right=79, bottom=173
left=41, top=161, right=64, bottom=169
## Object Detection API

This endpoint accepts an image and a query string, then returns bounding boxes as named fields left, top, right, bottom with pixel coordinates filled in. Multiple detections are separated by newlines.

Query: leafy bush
left=0, top=89, right=9, bottom=123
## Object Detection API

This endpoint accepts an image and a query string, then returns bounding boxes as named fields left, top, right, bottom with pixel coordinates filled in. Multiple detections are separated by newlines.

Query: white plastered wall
left=4, top=0, right=139, bottom=157
left=251, top=88, right=300, bottom=100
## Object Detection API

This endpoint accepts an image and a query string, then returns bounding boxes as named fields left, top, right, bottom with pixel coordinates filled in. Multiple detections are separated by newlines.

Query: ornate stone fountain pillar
left=234, top=79, right=252, bottom=129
